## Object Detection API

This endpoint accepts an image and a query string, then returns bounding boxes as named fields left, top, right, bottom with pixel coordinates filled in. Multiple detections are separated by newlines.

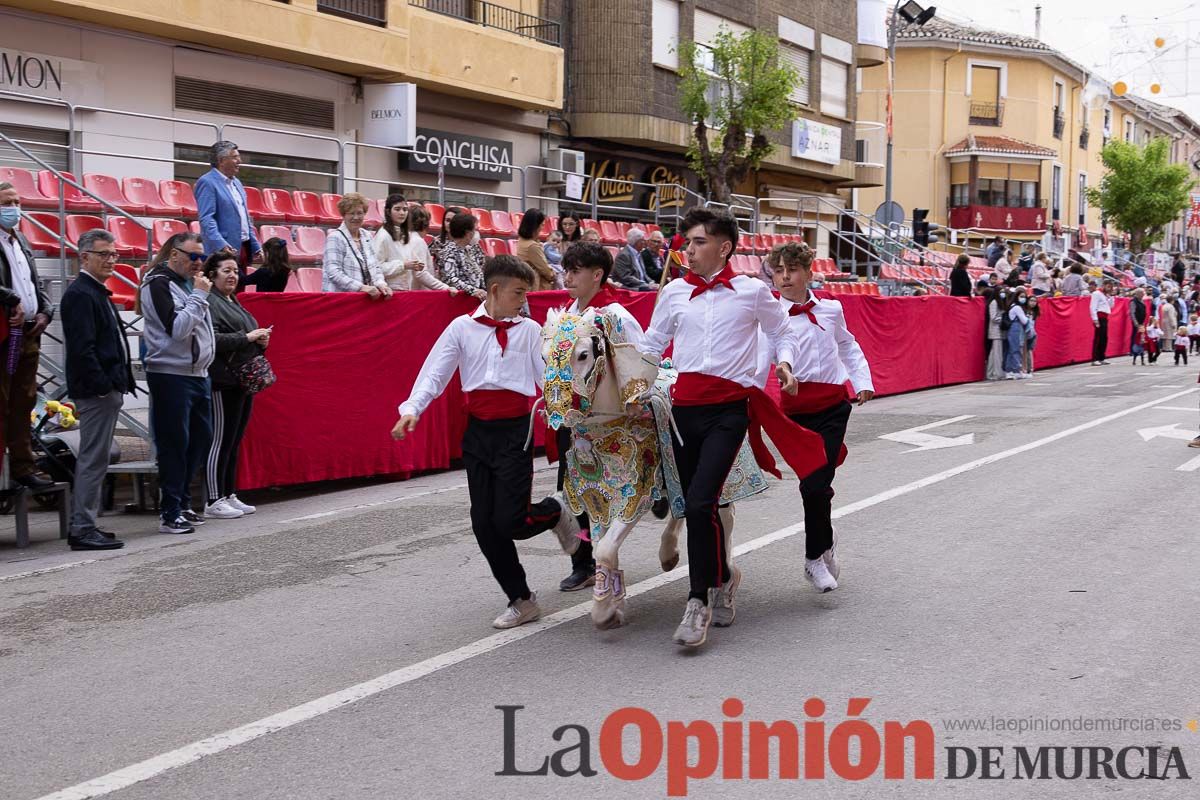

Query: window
left=780, top=43, right=812, bottom=105
left=1052, top=164, right=1062, bottom=219
left=977, top=179, right=1004, bottom=206
left=693, top=10, right=748, bottom=72
left=174, top=144, right=336, bottom=193
left=821, top=58, right=848, bottom=117
left=652, top=0, right=680, bottom=69
left=1124, top=118, right=1134, bottom=142
left=1142, top=130, right=1151, bottom=145
left=1077, top=172, right=1087, bottom=225
left=950, top=183, right=969, bottom=207
left=0, top=124, right=69, bottom=171
left=969, top=65, right=1002, bottom=125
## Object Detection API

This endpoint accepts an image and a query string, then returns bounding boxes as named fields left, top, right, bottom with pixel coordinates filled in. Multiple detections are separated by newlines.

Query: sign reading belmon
left=401, top=128, right=514, bottom=181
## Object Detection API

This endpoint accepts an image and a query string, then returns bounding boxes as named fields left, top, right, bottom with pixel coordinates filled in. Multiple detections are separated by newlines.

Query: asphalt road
left=2, top=360, right=1199, bottom=800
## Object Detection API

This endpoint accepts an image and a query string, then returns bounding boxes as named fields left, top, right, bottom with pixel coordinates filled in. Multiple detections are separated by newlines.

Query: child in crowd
left=1188, top=314, right=1200, bottom=355
left=1024, top=294, right=1039, bottom=374
left=1146, top=320, right=1162, bottom=364
left=1174, top=325, right=1190, bottom=366
left=393, top=255, right=578, bottom=630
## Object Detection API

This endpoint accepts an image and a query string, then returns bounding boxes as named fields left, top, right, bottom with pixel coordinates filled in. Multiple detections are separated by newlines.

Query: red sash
left=464, top=389, right=533, bottom=420
left=779, top=381, right=849, bottom=415
left=672, top=373, right=827, bottom=480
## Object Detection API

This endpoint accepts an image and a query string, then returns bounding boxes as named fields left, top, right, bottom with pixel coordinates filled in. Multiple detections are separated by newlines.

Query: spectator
left=1061, top=262, right=1087, bottom=296
left=0, top=180, right=56, bottom=489
left=514, top=209, right=558, bottom=290
left=140, top=232, right=215, bottom=535
left=201, top=252, right=271, bottom=520
left=374, top=196, right=455, bottom=293
left=1171, top=252, right=1186, bottom=286
left=642, top=230, right=666, bottom=284
left=986, top=236, right=1006, bottom=268
left=1130, top=287, right=1148, bottom=363
left=429, top=205, right=465, bottom=269
left=1090, top=279, right=1115, bottom=366
left=1159, top=292, right=1179, bottom=355
left=1189, top=313, right=1200, bottom=355
left=949, top=254, right=972, bottom=296
left=612, top=228, right=655, bottom=291
left=581, top=227, right=602, bottom=245
left=558, top=212, right=583, bottom=243
left=437, top=212, right=488, bottom=300
left=241, top=237, right=293, bottom=292
left=60, top=229, right=133, bottom=551
left=1005, top=287, right=1030, bottom=379
left=985, top=287, right=1006, bottom=380
left=1029, top=253, right=1052, bottom=296
left=1024, top=294, right=1040, bottom=375
left=994, top=249, right=1015, bottom=283
left=1017, top=243, right=1035, bottom=276
left=323, top=193, right=392, bottom=297
left=544, top=230, right=565, bottom=287
left=194, top=141, right=262, bottom=279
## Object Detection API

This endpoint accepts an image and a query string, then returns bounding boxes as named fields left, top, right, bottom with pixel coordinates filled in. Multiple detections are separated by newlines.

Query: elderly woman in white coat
left=322, top=192, right=392, bottom=298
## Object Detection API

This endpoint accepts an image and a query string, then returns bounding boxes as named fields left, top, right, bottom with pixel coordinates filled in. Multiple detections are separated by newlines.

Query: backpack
left=998, top=304, right=1013, bottom=331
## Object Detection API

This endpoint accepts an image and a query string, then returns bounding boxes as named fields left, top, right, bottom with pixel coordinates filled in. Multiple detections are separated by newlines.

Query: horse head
left=541, top=307, right=618, bottom=430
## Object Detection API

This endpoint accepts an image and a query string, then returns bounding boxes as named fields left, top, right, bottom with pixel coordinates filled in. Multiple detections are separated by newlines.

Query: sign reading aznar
left=401, top=128, right=513, bottom=181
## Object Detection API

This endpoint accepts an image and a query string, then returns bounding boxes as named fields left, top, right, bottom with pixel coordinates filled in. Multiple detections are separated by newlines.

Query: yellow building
left=856, top=16, right=1199, bottom=253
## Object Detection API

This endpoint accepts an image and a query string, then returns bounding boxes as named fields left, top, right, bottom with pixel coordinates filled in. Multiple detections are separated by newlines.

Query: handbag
left=232, top=353, right=276, bottom=394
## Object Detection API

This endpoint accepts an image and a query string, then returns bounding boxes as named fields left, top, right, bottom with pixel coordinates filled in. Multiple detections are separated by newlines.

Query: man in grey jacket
left=139, top=232, right=216, bottom=534
left=611, top=228, right=656, bottom=292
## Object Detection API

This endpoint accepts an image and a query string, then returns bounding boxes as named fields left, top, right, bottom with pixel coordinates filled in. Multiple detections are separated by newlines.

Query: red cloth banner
left=236, top=292, right=1128, bottom=491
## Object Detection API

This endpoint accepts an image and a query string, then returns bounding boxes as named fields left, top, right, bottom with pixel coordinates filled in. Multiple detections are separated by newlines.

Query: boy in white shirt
left=393, top=255, right=577, bottom=629
left=764, top=243, right=874, bottom=593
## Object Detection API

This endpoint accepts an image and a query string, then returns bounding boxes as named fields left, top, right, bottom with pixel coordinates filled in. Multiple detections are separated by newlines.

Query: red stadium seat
left=259, top=225, right=292, bottom=245
left=295, top=268, right=323, bottom=292
left=159, top=180, right=199, bottom=218
left=540, top=216, right=555, bottom=241
left=752, top=234, right=769, bottom=253
left=471, top=208, right=497, bottom=236
left=82, top=174, right=145, bottom=215
left=122, top=176, right=183, bottom=216
left=737, top=233, right=752, bottom=253
left=581, top=218, right=601, bottom=237
left=320, top=194, right=342, bottom=225
left=261, top=188, right=315, bottom=224
left=616, top=221, right=632, bottom=240
left=64, top=215, right=110, bottom=255
left=604, top=245, right=619, bottom=260
left=482, top=238, right=507, bottom=258
left=106, top=216, right=151, bottom=258
left=424, top=202, right=445, bottom=234
left=362, top=199, right=384, bottom=230
left=292, top=227, right=326, bottom=264
left=37, top=170, right=102, bottom=212
left=0, top=167, right=57, bottom=209
left=19, top=213, right=68, bottom=256
left=243, top=186, right=286, bottom=223
left=293, top=191, right=340, bottom=225
left=105, top=264, right=140, bottom=310
left=490, top=210, right=516, bottom=238
left=151, top=219, right=187, bottom=250
left=598, top=219, right=622, bottom=245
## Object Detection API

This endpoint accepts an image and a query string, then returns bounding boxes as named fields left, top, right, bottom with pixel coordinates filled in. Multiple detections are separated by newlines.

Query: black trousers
left=1175, top=346, right=1189, bottom=366
left=1092, top=315, right=1109, bottom=362
left=671, top=400, right=748, bottom=603
left=463, top=415, right=562, bottom=604
left=206, top=388, right=253, bottom=502
left=787, top=401, right=852, bottom=559
left=555, top=426, right=593, bottom=570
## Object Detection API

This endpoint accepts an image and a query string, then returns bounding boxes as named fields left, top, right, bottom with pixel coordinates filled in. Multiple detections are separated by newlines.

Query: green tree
left=1086, top=137, right=1195, bottom=253
left=676, top=29, right=800, bottom=205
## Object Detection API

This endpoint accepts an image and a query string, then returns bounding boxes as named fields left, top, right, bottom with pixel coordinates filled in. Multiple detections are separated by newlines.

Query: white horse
left=541, top=307, right=761, bottom=629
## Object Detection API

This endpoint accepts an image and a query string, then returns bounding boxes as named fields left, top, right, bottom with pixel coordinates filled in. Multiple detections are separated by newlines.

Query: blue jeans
left=1005, top=324, right=1026, bottom=374
left=148, top=373, right=213, bottom=521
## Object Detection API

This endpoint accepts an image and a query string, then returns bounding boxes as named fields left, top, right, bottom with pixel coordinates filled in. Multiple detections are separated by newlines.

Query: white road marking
left=1176, top=454, right=1200, bottom=472
left=1137, top=423, right=1196, bottom=442
left=1153, top=385, right=1187, bottom=389
left=878, top=415, right=975, bottom=452
left=31, top=387, right=1200, bottom=800
left=1085, top=384, right=1121, bottom=388
left=1153, top=406, right=1199, bottom=412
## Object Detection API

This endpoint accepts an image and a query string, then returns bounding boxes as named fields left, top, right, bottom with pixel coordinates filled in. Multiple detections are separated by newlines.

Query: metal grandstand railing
left=410, top=0, right=562, bottom=46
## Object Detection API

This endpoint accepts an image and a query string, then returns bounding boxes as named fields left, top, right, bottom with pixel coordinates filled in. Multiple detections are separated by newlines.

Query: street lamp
left=883, top=0, right=936, bottom=235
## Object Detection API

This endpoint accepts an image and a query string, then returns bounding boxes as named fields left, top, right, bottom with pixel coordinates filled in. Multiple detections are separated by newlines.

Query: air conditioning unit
left=543, top=147, right=585, bottom=186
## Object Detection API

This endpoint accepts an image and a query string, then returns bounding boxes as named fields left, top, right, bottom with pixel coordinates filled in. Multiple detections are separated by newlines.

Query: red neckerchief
left=685, top=264, right=735, bottom=300
left=579, top=288, right=617, bottom=311
left=473, top=315, right=518, bottom=354
left=788, top=297, right=825, bottom=330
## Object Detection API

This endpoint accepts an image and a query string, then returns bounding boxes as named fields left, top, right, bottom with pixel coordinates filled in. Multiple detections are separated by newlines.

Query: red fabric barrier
left=236, top=292, right=1129, bottom=490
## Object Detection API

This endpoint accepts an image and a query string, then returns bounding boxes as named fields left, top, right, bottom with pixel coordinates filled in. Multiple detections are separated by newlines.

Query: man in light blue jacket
left=194, top=141, right=262, bottom=273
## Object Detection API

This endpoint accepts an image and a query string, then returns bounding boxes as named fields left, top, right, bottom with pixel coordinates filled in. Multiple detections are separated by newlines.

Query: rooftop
left=945, top=135, right=1057, bottom=158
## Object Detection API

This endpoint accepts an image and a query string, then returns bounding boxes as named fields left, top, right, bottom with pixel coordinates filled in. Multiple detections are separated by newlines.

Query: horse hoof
left=595, top=612, right=624, bottom=630
left=661, top=554, right=679, bottom=572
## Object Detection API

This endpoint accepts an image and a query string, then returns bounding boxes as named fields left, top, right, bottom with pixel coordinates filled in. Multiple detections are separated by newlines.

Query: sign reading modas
left=400, top=128, right=513, bottom=181
left=361, top=83, right=416, bottom=148
left=791, top=118, right=842, bottom=166
left=581, top=155, right=696, bottom=212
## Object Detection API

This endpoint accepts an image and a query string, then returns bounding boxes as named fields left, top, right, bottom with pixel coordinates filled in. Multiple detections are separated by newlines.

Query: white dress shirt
left=224, top=175, right=250, bottom=242
left=640, top=274, right=798, bottom=387
left=1, top=229, right=39, bottom=315
left=766, top=292, right=873, bottom=393
left=566, top=295, right=646, bottom=347
left=1089, top=289, right=1114, bottom=322
left=399, top=304, right=545, bottom=417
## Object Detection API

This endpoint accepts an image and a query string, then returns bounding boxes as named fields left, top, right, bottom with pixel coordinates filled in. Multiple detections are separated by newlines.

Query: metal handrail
left=219, top=122, right=345, bottom=192
left=0, top=89, right=77, bottom=173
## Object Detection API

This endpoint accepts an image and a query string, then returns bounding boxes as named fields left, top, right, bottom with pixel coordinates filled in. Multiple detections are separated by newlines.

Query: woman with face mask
left=1005, top=288, right=1030, bottom=379
left=985, top=286, right=1007, bottom=381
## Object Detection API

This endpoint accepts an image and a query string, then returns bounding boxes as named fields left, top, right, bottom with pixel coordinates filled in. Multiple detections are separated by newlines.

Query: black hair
left=439, top=206, right=467, bottom=242
left=484, top=254, right=535, bottom=288
left=382, top=192, right=410, bottom=245
left=262, top=237, right=292, bottom=276
left=517, top=208, right=546, bottom=241
left=680, top=206, right=739, bottom=263
left=448, top=211, right=477, bottom=240
left=954, top=254, right=970, bottom=270
left=561, top=241, right=613, bottom=284
left=202, top=251, right=239, bottom=280
left=558, top=212, right=583, bottom=242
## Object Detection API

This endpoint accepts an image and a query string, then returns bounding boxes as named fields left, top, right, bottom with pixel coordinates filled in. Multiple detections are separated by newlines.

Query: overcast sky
left=927, top=0, right=1200, bottom=119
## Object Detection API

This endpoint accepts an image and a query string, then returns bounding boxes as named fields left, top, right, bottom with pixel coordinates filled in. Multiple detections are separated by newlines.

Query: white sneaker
left=225, top=494, right=256, bottom=514
left=672, top=597, right=712, bottom=647
left=805, top=557, right=838, bottom=592
left=1016, top=372, right=1031, bottom=380
left=823, top=531, right=840, bottom=580
left=204, top=498, right=244, bottom=519
left=1004, top=373, right=1017, bottom=380
left=492, top=593, right=541, bottom=629
left=549, top=493, right=581, bottom=556
left=710, top=564, right=741, bottom=628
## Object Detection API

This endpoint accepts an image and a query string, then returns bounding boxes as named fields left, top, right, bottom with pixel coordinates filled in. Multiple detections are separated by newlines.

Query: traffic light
left=913, top=208, right=939, bottom=247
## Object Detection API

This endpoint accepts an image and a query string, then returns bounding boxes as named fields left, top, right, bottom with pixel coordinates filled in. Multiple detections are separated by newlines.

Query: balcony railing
left=968, top=100, right=1004, bottom=126
left=410, top=0, right=561, bottom=45
left=317, top=0, right=386, bottom=26
left=1079, top=125, right=1090, bottom=150
left=1052, top=106, right=1065, bottom=139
